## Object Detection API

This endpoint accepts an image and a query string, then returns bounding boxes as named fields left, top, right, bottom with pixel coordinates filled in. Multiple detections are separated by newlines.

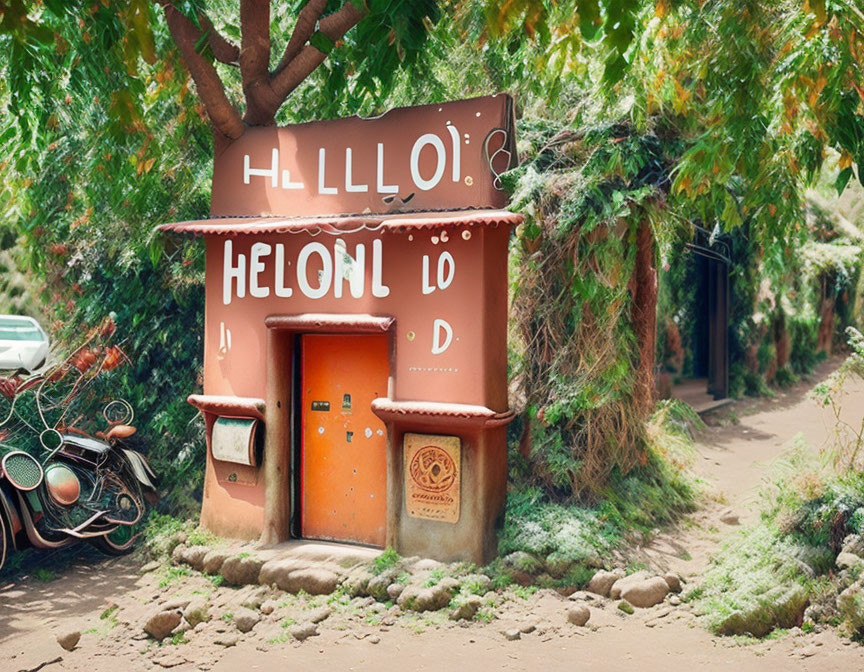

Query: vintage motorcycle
left=0, top=333, right=157, bottom=573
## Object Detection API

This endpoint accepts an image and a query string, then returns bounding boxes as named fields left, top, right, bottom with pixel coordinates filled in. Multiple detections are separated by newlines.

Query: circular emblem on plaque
left=409, top=445, right=457, bottom=493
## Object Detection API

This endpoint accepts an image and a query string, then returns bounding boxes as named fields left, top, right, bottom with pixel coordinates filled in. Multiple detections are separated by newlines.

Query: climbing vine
left=506, top=117, right=681, bottom=495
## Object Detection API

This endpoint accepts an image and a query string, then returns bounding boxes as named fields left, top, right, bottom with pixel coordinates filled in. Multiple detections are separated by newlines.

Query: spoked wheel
left=89, top=521, right=140, bottom=556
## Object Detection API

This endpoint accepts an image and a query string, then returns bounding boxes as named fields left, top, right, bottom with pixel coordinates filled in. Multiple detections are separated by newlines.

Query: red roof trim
left=265, top=314, right=394, bottom=333
left=187, top=394, right=266, bottom=422
left=157, top=209, right=523, bottom=237
left=371, top=398, right=514, bottom=428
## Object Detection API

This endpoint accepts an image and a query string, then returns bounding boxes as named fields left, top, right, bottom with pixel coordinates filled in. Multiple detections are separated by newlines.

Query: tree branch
left=158, top=3, right=244, bottom=140
left=270, top=2, right=365, bottom=103
left=240, top=0, right=278, bottom=125
left=155, top=1, right=240, bottom=65
left=274, top=0, right=327, bottom=75
left=198, top=13, right=240, bottom=65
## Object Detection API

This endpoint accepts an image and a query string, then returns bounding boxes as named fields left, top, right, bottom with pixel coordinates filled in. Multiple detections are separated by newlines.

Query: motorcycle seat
left=62, top=434, right=111, bottom=454
left=106, top=424, right=137, bottom=439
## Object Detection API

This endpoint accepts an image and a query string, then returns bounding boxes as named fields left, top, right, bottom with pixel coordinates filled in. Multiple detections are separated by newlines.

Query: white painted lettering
left=371, top=239, right=390, bottom=297
left=297, top=242, right=333, bottom=299
left=377, top=143, right=398, bottom=194
left=244, top=148, right=278, bottom=187
left=446, top=124, right=461, bottom=182
left=431, top=319, right=453, bottom=355
left=437, top=251, right=455, bottom=290
left=410, top=133, right=446, bottom=191
left=281, top=169, right=304, bottom=190
left=274, top=244, right=293, bottom=298
left=249, top=242, right=271, bottom=298
left=222, top=240, right=246, bottom=306
left=317, top=148, right=338, bottom=195
left=421, top=255, right=435, bottom=295
left=345, top=148, right=368, bottom=193
left=334, top=239, right=366, bottom=299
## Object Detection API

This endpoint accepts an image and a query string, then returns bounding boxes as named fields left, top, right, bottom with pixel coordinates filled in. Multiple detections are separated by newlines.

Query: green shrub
left=499, top=399, right=699, bottom=580
left=372, top=547, right=401, bottom=575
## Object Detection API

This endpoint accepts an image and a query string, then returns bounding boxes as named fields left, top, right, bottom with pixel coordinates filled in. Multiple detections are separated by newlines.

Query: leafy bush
left=500, top=400, right=699, bottom=582
left=692, top=431, right=864, bottom=637
left=692, top=521, right=813, bottom=637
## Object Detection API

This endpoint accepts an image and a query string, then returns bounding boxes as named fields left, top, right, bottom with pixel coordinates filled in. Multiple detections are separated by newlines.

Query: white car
left=0, top=315, right=49, bottom=372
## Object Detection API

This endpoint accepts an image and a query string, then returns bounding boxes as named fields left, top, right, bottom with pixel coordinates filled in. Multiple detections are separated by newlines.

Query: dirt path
left=4, top=360, right=864, bottom=671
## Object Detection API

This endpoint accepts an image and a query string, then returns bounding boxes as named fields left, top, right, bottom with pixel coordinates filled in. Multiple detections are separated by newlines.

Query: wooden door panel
left=300, top=334, right=388, bottom=546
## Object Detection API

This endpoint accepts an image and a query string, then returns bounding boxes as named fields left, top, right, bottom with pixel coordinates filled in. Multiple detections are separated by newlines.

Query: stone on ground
left=437, top=576, right=461, bottom=594
left=160, top=598, right=191, bottom=611
left=233, top=607, right=261, bottom=633
left=663, top=572, right=682, bottom=593
left=567, top=604, right=591, bottom=626
left=609, top=570, right=650, bottom=600
left=144, top=610, right=182, bottom=641
left=503, top=628, right=521, bottom=641
left=450, top=594, right=483, bottom=621
left=285, top=568, right=341, bottom=595
left=259, top=560, right=340, bottom=595
left=366, top=571, right=397, bottom=600
left=240, top=585, right=272, bottom=611
left=308, top=606, right=333, bottom=624
left=719, top=509, right=740, bottom=526
left=620, top=576, right=670, bottom=608
left=259, top=599, right=279, bottom=616
left=288, top=623, right=319, bottom=641
left=341, top=567, right=375, bottom=597
left=171, top=544, right=209, bottom=571
left=56, top=630, right=81, bottom=651
left=221, top=555, right=265, bottom=586
left=183, top=597, right=210, bottom=627
left=202, top=549, right=231, bottom=575
left=386, top=583, right=405, bottom=600
left=214, top=633, right=239, bottom=647
left=587, top=569, right=625, bottom=597
left=397, top=584, right=452, bottom=612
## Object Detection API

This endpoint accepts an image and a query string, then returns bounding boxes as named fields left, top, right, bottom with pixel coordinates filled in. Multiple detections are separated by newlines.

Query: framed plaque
left=404, top=433, right=461, bottom=524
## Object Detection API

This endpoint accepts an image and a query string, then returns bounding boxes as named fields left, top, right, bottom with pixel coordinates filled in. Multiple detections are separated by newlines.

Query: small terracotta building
left=159, top=95, right=520, bottom=563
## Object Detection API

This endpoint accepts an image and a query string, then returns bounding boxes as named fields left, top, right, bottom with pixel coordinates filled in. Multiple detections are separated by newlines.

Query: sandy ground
left=4, top=358, right=864, bottom=672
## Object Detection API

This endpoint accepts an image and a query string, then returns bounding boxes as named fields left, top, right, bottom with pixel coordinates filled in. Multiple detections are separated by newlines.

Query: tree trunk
left=630, top=219, right=658, bottom=414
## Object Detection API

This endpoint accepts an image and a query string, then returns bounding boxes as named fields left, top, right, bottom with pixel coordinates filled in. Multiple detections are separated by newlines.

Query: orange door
left=300, top=334, right=388, bottom=546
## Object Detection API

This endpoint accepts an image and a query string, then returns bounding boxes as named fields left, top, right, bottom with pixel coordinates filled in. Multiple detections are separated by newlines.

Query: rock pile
left=585, top=568, right=682, bottom=610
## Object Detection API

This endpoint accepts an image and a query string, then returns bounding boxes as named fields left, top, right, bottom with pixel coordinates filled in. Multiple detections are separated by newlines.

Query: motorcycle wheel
left=89, top=522, right=139, bottom=556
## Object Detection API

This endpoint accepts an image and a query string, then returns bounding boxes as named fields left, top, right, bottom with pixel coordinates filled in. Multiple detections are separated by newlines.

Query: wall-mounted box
left=211, top=416, right=261, bottom=467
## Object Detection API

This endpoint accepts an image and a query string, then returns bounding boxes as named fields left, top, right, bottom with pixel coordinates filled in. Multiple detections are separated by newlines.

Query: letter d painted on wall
left=431, top=319, right=453, bottom=355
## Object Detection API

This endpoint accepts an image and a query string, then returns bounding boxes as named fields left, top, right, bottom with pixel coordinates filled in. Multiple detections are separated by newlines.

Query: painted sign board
left=404, top=433, right=461, bottom=524
left=210, top=95, right=516, bottom=218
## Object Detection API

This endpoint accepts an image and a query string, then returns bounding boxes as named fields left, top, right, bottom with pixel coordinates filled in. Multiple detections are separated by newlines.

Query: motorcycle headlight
left=2, top=451, right=44, bottom=491
left=44, top=463, right=81, bottom=506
